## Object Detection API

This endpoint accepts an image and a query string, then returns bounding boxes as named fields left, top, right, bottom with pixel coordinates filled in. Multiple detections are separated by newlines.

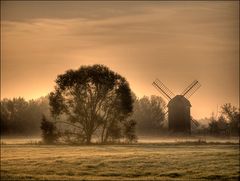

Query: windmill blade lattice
left=181, top=80, right=201, bottom=99
left=191, top=118, right=200, bottom=127
left=156, top=79, right=175, bottom=98
left=191, top=118, right=200, bottom=130
left=152, top=79, right=175, bottom=101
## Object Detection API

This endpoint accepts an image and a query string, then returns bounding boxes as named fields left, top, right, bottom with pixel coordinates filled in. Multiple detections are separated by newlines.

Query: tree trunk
left=101, top=123, right=107, bottom=143
left=103, top=129, right=109, bottom=143
left=86, top=133, right=92, bottom=144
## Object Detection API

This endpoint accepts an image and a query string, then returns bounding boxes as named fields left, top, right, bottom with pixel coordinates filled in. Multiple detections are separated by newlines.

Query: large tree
left=49, top=64, right=134, bottom=144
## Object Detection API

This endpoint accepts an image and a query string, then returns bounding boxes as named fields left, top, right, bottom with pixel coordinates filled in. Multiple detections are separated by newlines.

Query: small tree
left=106, top=121, right=122, bottom=143
left=221, top=103, right=240, bottom=136
left=124, top=119, right=137, bottom=143
left=40, top=115, right=58, bottom=144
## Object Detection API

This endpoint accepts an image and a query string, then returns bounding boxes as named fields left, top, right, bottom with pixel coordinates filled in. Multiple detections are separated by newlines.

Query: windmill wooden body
left=152, top=79, right=201, bottom=134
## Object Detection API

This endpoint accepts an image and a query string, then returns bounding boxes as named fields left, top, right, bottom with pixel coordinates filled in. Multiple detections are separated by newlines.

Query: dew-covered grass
left=1, top=143, right=239, bottom=180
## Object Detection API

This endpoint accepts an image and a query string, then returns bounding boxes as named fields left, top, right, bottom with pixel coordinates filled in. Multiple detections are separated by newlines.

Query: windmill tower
left=152, top=79, right=201, bottom=134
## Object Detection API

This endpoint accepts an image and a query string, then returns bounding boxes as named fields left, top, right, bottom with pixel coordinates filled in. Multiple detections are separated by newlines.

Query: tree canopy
left=49, top=64, right=134, bottom=144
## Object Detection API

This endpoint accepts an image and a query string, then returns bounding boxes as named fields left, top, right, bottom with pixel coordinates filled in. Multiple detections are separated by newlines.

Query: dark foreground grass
left=1, top=144, right=239, bottom=180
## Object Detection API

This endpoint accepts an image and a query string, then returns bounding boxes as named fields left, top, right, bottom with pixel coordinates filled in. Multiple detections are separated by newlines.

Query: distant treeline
left=133, top=95, right=168, bottom=135
left=190, top=104, right=239, bottom=136
left=206, top=103, right=239, bottom=136
left=0, top=95, right=167, bottom=136
left=0, top=96, right=239, bottom=136
left=0, top=97, right=50, bottom=136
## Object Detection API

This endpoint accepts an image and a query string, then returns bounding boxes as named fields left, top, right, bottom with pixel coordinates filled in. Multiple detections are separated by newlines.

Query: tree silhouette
left=133, top=95, right=166, bottom=135
left=0, top=97, right=50, bottom=136
left=123, top=119, right=137, bottom=143
left=40, top=115, right=58, bottom=144
left=221, top=103, right=239, bottom=136
left=49, top=64, right=134, bottom=144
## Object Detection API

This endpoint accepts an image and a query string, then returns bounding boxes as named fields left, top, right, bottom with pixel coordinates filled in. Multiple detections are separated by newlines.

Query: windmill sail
left=191, top=118, right=200, bottom=127
left=181, top=80, right=201, bottom=99
left=191, top=118, right=200, bottom=130
left=152, top=79, right=175, bottom=101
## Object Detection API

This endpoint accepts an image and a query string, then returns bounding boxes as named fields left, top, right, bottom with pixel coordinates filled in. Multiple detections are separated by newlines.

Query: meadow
left=1, top=139, right=239, bottom=180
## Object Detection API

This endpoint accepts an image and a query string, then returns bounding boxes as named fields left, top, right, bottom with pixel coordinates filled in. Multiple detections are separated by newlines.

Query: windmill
left=152, top=79, right=201, bottom=134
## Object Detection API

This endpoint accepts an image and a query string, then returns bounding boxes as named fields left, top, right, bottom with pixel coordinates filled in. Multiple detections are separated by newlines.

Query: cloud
left=1, top=1, right=150, bottom=22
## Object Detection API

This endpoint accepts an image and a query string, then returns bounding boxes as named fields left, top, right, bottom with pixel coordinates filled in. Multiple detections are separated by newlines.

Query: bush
left=40, top=115, right=58, bottom=144
left=124, top=119, right=137, bottom=143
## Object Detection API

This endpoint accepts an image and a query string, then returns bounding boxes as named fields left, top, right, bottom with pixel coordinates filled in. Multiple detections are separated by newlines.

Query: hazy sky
left=1, top=1, right=239, bottom=119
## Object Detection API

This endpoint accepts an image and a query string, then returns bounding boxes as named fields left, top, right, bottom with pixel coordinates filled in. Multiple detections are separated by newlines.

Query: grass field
left=1, top=143, right=239, bottom=180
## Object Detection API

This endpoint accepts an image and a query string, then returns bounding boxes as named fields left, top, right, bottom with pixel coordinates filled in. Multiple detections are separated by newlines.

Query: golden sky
left=1, top=1, right=239, bottom=119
